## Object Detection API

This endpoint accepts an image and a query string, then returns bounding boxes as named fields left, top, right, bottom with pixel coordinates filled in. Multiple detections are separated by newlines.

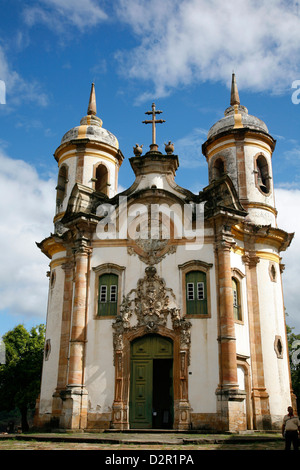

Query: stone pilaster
left=214, top=227, right=247, bottom=431
left=242, top=251, right=271, bottom=429
left=59, top=239, right=91, bottom=430
left=52, top=258, right=74, bottom=422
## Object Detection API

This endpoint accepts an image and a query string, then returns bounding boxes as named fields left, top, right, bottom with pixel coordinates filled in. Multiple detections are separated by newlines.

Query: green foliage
left=286, top=324, right=300, bottom=414
left=0, top=324, right=45, bottom=431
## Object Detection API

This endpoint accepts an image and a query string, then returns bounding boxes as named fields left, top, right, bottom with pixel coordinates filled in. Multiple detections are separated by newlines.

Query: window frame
left=254, top=153, right=271, bottom=196
left=98, top=273, right=118, bottom=316
left=92, top=163, right=110, bottom=195
left=179, top=260, right=213, bottom=318
left=56, top=164, right=68, bottom=206
left=231, top=268, right=245, bottom=324
left=232, top=277, right=242, bottom=322
left=93, top=263, right=125, bottom=319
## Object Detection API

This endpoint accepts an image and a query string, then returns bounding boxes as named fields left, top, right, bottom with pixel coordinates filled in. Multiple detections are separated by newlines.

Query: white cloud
left=276, top=188, right=300, bottom=334
left=0, top=151, right=55, bottom=324
left=23, top=0, right=108, bottom=32
left=116, top=0, right=300, bottom=99
left=0, top=45, right=48, bottom=108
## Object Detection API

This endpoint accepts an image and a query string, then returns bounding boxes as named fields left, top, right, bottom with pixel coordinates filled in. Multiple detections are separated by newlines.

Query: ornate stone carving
left=112, top=266, right=191, bottom=355
left=127, top=238, right=177, bottom=265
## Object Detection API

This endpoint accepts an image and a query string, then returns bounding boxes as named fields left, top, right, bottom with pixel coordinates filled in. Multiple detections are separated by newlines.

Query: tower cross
left=142, top=102, right=165, bottom=150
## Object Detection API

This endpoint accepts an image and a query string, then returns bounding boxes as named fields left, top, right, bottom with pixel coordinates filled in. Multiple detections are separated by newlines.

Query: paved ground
left=0, top=431, right=290, bottom=451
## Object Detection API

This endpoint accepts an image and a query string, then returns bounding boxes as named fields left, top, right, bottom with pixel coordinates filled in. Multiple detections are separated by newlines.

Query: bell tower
left=202, top=73, right=277, bottom=227
left=53, top=83, right=124, bottom=232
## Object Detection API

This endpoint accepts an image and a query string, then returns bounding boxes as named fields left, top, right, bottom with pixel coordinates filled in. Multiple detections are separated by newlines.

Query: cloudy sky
left=0, top=0, right=300, bottom=336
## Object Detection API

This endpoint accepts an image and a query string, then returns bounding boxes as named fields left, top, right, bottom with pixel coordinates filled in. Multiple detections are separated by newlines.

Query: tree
left=0, top=324, right=45, bottom=432
left=286, top=324, right=300, bottom=415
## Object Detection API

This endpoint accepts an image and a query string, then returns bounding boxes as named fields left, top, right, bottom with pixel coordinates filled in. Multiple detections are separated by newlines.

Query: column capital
left=216, top=238, right=236, bottom=252
left=242, top=251, right=260, bottom=268
left=73, top=237, right=92, bottom=256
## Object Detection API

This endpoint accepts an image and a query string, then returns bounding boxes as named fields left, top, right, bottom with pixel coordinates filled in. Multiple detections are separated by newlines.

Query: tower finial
left=87, top=82, right=97, bottom=116
left=230, top=72, right=240, bottom=106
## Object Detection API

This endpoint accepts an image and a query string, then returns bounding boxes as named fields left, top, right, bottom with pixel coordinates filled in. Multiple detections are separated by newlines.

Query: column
left=243, top=252, right=271, bottom=429
left=216, top=239, right=239, bottom=390
left=60, top=241, right=91, bottom=430
left=52, top=258, right=74, bottom=422
left=215, top=232, right=246, bottom=432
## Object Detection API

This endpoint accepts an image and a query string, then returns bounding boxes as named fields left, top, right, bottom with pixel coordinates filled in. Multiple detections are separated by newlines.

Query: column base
left=59, top=386, right=88, bottom=430
left=111, top=401, right=129, bottom=430
left=216, top=388, right=247, bottom=432
left=174, top=399, right=191, bottom=430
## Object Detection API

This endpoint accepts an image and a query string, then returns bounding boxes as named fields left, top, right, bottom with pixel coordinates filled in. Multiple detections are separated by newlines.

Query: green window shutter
left=98, top=273, right=118, bottom=316
left=186, top=271, right=207, bottom=315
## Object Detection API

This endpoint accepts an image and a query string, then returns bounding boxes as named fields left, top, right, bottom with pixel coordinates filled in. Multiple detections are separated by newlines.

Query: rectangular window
left=232, top=278, right=242, bottom=321
left=100, top=285, right=107, bottom=302
left=233, top=289, right=238, bottom=307
left=187, top=283, right=194, bottom=300
left=110, top=285, right=117, bottom=302
left=197, top=282, right=205, bottom=300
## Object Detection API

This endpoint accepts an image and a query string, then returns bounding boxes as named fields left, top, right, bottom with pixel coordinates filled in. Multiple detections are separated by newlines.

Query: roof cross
left=142, top=102, right=165, bottom=151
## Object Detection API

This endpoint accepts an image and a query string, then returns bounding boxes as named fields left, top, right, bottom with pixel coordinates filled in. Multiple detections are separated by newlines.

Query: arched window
left=232, top=277, right=242, bottom=321
left=256, top=155, right=270, bottom=194
left=56, top=165, right=68, bottom=205
left=98, top=273, right=118, bottom=316
left=213, top=157, right=225, bottom=180
left=186, top=270, right=207, bottom=315
left=94, top=164, right=109, bottom=195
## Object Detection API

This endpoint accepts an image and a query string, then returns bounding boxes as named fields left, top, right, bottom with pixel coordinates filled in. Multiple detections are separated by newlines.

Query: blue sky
left=0, top=0, right=300, bottom=338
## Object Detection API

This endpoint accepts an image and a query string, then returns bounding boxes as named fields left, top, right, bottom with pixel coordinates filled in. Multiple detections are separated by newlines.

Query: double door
left=129, top=335, right=173, bottom=429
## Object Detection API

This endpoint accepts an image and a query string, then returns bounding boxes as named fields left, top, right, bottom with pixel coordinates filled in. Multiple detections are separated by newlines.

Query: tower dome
left=53, top=83, right=123, bottom=225
left=202, top=74, right=277, bottom=227
left=60, top=83, right=119, bottom=150
left=207, top=74, right=269, bottom=140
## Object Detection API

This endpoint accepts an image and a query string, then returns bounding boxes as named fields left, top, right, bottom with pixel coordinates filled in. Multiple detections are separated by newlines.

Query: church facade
left=34, top=76, right=295, bottom=432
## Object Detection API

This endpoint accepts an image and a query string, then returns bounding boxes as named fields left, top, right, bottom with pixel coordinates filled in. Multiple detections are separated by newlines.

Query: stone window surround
left=92, top=263, right=125, bottom=319
left=231, top=267, right=245, bottom=324
left=178, top=260, right=213, bottom=318
left=253, top=152, right=272, bottom=196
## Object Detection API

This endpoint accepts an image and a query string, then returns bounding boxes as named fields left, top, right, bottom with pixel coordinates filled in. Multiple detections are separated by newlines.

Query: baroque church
left=34, top=75, right=295, bottom=432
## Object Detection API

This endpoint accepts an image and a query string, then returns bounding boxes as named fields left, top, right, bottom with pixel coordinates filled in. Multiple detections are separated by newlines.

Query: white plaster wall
left=39, top=264, right=65, bottom=413
left=188, top=317, right=219, bottom=413
left=256, top=258, right=291, bottom=418
left=85, top=319, right=116, bottom=414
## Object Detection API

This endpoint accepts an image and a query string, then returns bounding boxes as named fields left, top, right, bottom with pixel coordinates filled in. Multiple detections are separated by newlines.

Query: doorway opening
left=129, top=335, right=174, bottom=429
left=152, top=359, right=173, bottom=429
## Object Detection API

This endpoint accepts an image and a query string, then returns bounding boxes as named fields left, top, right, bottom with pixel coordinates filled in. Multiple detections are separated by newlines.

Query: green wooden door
left=130, top=360, right=153, bottom=428
left=129, top=335, right=173, bottom=429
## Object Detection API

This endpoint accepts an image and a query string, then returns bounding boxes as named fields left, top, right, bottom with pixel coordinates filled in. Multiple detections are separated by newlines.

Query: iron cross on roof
left=142, top=102, right=165, bottom=151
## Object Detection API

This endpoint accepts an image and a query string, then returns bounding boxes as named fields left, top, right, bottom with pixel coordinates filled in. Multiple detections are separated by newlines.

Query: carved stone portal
left=111, top=267, right=192, bottom=430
